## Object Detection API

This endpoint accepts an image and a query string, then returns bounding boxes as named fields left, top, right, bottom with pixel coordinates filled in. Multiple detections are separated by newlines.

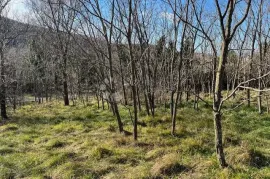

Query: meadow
left=0, top=99, right=269, bottom=178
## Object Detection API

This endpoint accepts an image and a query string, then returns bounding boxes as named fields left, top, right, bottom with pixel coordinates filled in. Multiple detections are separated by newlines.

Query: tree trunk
left=130, top=55, right=138, bottom=139
left=113, top=100, right=123, bottom=133
left=213, top=42, right=228, bottom=168
left=247, top=88, right=251, bottom=107
left=120, top=56, right=128, bottom=105
left=144, top=92, right=150, bottom=115
left=102, top=94, right=105, bottom=110
left=132, top=83, right=138, bottom=140
left=248, top=15, right=258, bottom=107
left=63, top=54, right=69, bottom=106
left=63, top=79, right=69, bottom=106
left=172, top=91, right=181, bottom=136
left=258, top=88, right=262, bottom=114
left=266, top=96, right=269, bottom=114
left=193, top=89, right=199, bottom=110
left=213, top=112, right=227, bottom=167
left=96, top=93, right=100, bottom=109
left=150, top=92, right=155, bottom=116
left=0, top=46, right=7, bottom=120
left=170, top=90, right=175, bottom=135
left=137, top=87, right=141, bottom=112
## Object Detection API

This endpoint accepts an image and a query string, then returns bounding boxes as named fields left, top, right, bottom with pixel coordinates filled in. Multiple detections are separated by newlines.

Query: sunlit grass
left=0, top=98, right=269, bottom=178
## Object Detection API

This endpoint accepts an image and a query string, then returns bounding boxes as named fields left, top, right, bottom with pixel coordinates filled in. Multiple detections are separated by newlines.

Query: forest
left=0, top=0, right=269, bottom=178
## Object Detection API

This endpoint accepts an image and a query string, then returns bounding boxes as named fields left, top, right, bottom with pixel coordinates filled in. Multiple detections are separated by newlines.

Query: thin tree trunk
left=170, top=3, right=188, bottom=135
left=102, top=94, right=105, bottom=110
left=137, top=87, right=141, bottom=112
left=63, top=79, right=69, bottom=106
left=96, top=93, right=100, bottom=109
left=132, top=81, right=138, bottom=140
left=170, top=90, right=175, bottom=134
left=144, top=92, right=150, bottom=115
left=248, top=12, right=259, bottom=107
left=119, top=54, right=128, bottom=105
left=113, top=100, right=123, bottom=132
left=213, top=42, right=228, bottom=168
left=213, top=112, right=227, bottom=167
left=0, top=45, right=7, bottom=120
left=63, top=53, right=69, bottom=106
left=266, top=96, right=269, bottom=114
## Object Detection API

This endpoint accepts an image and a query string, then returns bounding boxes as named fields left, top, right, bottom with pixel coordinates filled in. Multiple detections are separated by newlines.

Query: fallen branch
left=219, top=71, right=270, bottom=111
left=238, top=86, right=270, bottom=92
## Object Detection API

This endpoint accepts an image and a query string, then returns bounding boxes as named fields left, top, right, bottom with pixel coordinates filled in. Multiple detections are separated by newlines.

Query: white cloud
left=5, top=0, right=30, bottom=23
left=160, top=12, right=174, bottom=22
left=160, top=11, right=181, bottom=24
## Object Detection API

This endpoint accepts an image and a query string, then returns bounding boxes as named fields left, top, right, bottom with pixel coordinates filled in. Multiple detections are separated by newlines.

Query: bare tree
left=29, top=0, right=79, bottom=106
left=0, top=0, right=18, bottom=119
left=167, top=0, right=251, bottom=167
left=75, top=0, right=124, bottom=133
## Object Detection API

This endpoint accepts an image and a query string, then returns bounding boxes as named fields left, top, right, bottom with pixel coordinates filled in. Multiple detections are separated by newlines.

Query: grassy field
left=0, top=100, right=269, bottom=178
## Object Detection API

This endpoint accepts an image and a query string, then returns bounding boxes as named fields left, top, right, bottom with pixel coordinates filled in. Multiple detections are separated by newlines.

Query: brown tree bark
left=0, top=43, right=7, bottom=120
left=212, top=0, right=251, bottom=168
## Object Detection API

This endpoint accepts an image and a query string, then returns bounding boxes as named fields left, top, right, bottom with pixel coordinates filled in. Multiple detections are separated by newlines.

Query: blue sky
left=5, top=0, right=216, bottom=24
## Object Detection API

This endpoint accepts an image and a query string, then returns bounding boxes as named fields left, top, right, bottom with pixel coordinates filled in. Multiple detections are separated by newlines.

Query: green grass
left=0, top=100, right=269, bottom=178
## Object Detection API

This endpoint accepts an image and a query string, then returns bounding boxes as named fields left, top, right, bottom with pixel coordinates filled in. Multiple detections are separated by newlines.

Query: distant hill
left=0, top=17, right=44, bottom=48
